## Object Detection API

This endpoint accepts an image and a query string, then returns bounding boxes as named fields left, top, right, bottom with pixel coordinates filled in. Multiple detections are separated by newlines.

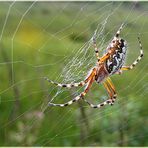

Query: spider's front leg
left=121, top=36, right=143, bottom=71
left=48, top=68, right=97, bottom=107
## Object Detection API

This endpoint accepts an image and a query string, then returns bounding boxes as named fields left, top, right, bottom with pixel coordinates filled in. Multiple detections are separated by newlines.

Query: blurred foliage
left=0, top=1, right=148, bottom=147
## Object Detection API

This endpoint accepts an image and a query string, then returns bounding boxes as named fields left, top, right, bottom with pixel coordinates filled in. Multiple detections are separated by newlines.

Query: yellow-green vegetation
left=0, top=2, right=147, bottom=146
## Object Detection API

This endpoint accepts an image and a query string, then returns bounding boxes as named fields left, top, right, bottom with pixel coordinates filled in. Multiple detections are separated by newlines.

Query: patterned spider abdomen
left=105, top=38, right=127, bottom=75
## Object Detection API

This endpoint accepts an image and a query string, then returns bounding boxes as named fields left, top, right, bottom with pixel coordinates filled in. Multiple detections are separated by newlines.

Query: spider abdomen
left=105, top=39, right=127, bottom=75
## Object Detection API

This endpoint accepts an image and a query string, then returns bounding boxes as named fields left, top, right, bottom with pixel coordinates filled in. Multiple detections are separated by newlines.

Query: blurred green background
left=0, top=1, right=148, bottom=146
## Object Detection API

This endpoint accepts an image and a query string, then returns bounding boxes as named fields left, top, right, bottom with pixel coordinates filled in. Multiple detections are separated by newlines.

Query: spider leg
left=48, top=69, right=97, bottom=107
left=83, top=97, right=114, bottom=109
left=45, top=68, right=97, bottom=88
left=99, top=53, right=110, bottom=63
left=92, top=31, right=100, bottom=60
left=45, top=77, right=86, bottom=88
left=115, top=24, right=124, bottom=38
left=121, top=36, right=143, bottom=71
left=83, top=78, right=117, bottom=108
left=105, top=78, right=117, bottom=104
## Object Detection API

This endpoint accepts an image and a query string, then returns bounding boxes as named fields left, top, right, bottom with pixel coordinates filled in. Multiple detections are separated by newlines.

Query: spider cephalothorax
left=45, top=25, right=143, bottom=109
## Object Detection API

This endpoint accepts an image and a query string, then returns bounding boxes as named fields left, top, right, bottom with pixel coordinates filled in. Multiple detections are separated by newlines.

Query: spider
left=45, top=25, right=143, bottom=108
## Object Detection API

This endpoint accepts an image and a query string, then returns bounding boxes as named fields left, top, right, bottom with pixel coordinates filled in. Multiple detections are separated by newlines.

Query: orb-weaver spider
left=45, top=25, right=143, bottom=108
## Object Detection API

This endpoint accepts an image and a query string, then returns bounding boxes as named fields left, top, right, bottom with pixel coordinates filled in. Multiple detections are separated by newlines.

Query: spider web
left=0, top=1, right=148, bottom=146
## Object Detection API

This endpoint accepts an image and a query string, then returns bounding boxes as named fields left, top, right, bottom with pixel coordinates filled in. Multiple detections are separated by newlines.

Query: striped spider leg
left=44, top=77, right=86, bottom=88
left=47, top=68, right=97, bottom=107
left=92, top=30, right=100, bottom=60
left=44, top=65, right=97, bottom=89
left=83, top=78, right=117, bottom=108
left=121, top=36, right=143, bottom=71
